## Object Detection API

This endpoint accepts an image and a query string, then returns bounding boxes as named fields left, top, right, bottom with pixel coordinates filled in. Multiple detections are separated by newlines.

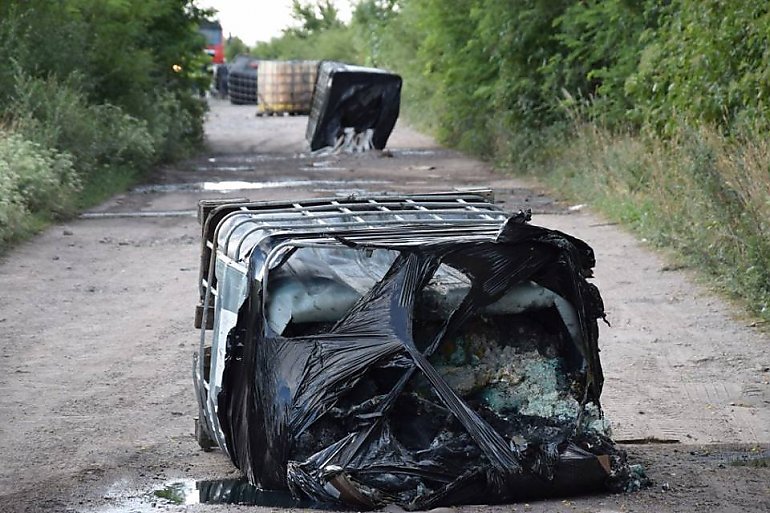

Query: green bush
left=9, top=73, right=155, bottom=179
left=0, top=159, right=25, bottom=243
left=0, top=131, right=80, bottom=244
left=0, top=0, right=209, bottom=247
left=252, top=24, right=359, bottom=62
left=544, top=0, right=652, bottom=127
left=353, top=0, right=440, bottom=134
left=140, top=90, right=206, bottom=163
left=625, top=2, right=770, bottom=133
left=350, top=0, right=770, bottom=319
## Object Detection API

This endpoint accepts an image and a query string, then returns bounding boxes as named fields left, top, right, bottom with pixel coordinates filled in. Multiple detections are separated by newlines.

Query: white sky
left=197, top=1, right=353, bottom=45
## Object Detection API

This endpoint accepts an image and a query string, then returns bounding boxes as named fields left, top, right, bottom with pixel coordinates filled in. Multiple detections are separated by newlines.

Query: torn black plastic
left=305, top=61, right=402, bottom=151
left=216, top=214, right=634, bottom=510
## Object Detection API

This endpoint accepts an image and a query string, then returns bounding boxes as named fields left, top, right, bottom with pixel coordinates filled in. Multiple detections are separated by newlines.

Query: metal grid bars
left=197, top=192, right=505, bottom=304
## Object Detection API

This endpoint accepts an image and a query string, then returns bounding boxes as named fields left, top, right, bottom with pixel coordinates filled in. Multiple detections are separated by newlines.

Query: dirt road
left=0, top=99, right=768, bottom=513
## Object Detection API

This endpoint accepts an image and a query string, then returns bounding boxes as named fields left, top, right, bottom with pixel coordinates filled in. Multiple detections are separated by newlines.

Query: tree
left=225, top=36, right=250, bottom=61
left=285, top=0, right=343, bottom=38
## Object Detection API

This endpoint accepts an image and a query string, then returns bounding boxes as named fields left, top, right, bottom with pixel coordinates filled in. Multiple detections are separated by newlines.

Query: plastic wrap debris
left=194, top=193, right=643, bottom=510
left=306, top=61, right=402, bottom=153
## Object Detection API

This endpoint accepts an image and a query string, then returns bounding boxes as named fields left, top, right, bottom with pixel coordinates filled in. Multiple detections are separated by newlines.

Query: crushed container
left=193, top=191, right=638, bottom=510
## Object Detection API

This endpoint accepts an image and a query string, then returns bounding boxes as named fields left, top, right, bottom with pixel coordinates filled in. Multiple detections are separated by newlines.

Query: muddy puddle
left=299, top=162, right=348, bottom=172
left=204, top=153, right=303, bottom=164
left=389, top=149, right=442, bottom=157
left=91, top=478, right=339, bottom=512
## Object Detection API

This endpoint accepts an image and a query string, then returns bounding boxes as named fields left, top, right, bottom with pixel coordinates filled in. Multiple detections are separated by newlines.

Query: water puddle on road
left=195, top=165, right=261, bottom=172
left=133, top=179, right=391, bottom=194
left=91, top=478, right=340, bottom=512
left=389, top=149, right=441, bottom=157
left=204, top=153, right=303, bottom=164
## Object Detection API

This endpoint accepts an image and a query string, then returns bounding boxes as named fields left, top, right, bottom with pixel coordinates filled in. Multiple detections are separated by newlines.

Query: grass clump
left=533, top=124, right=770, bottom=321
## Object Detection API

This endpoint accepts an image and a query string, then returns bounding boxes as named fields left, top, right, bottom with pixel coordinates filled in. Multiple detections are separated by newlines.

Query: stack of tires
left=227, top=55, right=258, bottom=105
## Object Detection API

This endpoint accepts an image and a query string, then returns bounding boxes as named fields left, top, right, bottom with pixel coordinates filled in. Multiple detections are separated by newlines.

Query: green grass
left=0, top=165, right=143, bottom=255
left=513, top=123, right=770, bottom=323
left=75, top=165, right=141, bottom=211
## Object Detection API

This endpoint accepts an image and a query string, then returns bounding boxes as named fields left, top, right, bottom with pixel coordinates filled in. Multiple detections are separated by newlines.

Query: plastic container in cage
left=256, top=60, right=318, bottom=115
left=192, top=191, right=640, bottom=509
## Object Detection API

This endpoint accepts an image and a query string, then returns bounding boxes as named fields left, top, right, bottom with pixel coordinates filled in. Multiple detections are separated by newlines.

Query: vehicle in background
left=199, top=20, right=226, bottom=97
left=199, top=20, right=225, bottom=65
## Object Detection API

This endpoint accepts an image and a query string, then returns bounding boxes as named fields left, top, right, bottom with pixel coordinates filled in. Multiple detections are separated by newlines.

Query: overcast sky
left=197, top=1, right=353, bottom=45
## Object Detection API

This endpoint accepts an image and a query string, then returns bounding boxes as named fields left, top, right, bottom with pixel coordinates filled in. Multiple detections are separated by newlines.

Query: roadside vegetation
left=247, top=0, right=769, bottom=321
left=0, top=0, right=210, bottom=248
left=4, top=0, right=767, bottom=321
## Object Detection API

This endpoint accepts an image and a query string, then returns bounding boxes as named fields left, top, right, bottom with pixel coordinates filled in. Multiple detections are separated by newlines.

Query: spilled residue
left=152, top=480, right=197, bottom=505
left=90, top=478, right=334, bottom=512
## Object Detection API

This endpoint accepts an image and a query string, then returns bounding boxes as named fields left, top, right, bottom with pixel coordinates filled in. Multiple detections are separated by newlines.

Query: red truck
left=199, top=20, right=224, bottom=65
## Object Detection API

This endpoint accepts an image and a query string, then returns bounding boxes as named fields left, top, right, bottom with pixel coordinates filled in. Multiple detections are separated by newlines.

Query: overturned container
left=306, top=61, right=402, bottom=152
left=193, top=192, right=635, bottom=510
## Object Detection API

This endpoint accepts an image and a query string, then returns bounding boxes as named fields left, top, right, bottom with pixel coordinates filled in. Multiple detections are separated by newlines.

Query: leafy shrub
left=252, top=25, right=360, bottom=63
left=544, top=0, right=652, bottom=127
left=343, top=0, right=770, bottom=318
left=0, top=151, right=26, bottom=243
left=625, top=2, right=770, bottom=132
left=9, top=73, right=155, bottom=178
left=0, top=0, right=212, bottom=248
left=0, top=130, right=80, bottom=244
left=143, top=91, right=206, bottom=162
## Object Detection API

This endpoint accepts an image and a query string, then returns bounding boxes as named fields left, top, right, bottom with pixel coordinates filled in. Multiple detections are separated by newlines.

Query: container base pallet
left=255, top=109, right=307, bottom=117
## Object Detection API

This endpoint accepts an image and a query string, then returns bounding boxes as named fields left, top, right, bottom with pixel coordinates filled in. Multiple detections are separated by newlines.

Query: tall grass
left=531, top=124, right=770, bottom=321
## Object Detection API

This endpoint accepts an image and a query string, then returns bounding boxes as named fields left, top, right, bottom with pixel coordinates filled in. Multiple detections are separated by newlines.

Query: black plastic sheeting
left=306, top=61, right=402, bottom=151
left=217, top=213, right=635, bottom=510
